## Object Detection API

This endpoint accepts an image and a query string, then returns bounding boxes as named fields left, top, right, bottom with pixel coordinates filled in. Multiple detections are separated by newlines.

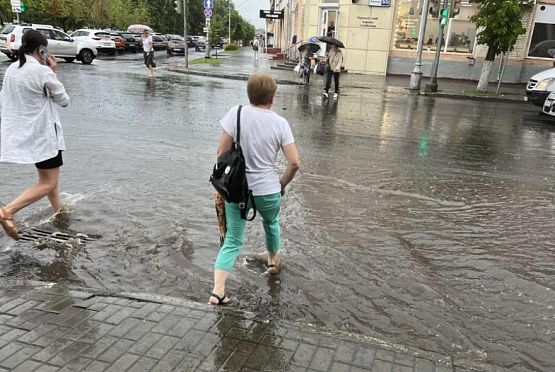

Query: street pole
left=409, top=0, right=430, bottom=91
left=424, top=0, right=449, bottom=93
left=183, top=0, right=188, bottom=69
left=265, top=19, right=268, bottom=53
left=228, top=0, right=231, bottom=45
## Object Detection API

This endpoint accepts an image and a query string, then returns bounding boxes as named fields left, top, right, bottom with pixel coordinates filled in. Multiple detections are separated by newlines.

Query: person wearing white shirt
left=209, top=73, right=300, bottom=305
left=0, top=30, right=70, bottom=240
left=252, top=38, right=260, bottom=61
left=141, top=29, right=155, bottom=77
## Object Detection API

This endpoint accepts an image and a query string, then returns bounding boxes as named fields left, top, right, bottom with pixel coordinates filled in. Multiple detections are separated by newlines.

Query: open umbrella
left=127, top=24, right=153, bottom=33
left=298, top=41, right=321, bottom=54
left=318, top=35, right=345, bottom=48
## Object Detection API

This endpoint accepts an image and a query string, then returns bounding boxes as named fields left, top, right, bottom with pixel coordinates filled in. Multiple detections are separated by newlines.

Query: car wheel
left=79, top=49, right=94, bottom=64
left=64, top=57, right=75, bottom=63
left=6, top=53, right=17, bottom=61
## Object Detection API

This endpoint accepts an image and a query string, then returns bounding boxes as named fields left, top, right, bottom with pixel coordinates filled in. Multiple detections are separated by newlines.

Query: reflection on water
left=0, top=63, right=554, bottom=371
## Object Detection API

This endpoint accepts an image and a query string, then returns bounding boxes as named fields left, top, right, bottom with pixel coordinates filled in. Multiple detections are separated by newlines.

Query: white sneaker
left=323, top=92, right=328, bottom=98
left=333, top=93, right=338, bottom=98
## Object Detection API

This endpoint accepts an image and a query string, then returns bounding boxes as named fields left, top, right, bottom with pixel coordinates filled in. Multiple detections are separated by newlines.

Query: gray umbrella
left=318, top=35, right=345, bottom=48
left=298, top=42, right=321, bottom=54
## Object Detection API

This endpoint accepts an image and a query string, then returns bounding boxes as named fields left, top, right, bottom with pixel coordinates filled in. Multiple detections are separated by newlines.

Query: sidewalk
left=0, top=280, right=471, bottom=372
left=167, top=49, right=526, bottom=103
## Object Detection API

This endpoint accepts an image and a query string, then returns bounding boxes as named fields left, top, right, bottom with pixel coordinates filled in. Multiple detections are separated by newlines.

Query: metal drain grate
left=19, top=228, right=98, bottom=244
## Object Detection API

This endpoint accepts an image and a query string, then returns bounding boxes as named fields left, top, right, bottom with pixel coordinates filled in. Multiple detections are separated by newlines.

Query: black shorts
left=35, top=151, right=63, bottom=169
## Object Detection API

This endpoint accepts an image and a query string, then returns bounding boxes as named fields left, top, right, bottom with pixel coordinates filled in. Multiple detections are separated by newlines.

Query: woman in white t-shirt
left=209, top=73, right=300, bottom=305
left=141, top=29, right=155, bottom=77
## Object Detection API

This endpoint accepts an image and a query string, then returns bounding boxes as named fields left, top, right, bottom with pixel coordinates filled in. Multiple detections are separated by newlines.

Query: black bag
left=253, top=44, right=258, bottom=51
left=316, top=61, right=326, bottom=76
left=209, top=106, right=256, bottom=221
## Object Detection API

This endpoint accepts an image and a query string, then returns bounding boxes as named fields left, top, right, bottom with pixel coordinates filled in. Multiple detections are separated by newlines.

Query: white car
left=0, top=24, right=97, bottom=64
left=525, top=67, right=555, bottom=108
left=542, top=91, right=555, bottom=116
left=70, top=29, right=116, bottom=55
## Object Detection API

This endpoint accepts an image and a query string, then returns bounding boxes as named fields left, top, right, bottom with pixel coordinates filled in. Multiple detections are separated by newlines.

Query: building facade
left=272, top=0, right=555, bottom=83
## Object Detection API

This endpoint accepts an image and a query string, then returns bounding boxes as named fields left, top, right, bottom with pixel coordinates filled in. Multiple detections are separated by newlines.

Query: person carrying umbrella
left=318, top=36, right=344, bottom=98
left=297, top=41, right=320, bottom=85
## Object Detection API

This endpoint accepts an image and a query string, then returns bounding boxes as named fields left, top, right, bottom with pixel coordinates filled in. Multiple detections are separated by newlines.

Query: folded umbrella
left=214, top=193, right=226, bottom=247
left=318, top=35, right=345, bottom=48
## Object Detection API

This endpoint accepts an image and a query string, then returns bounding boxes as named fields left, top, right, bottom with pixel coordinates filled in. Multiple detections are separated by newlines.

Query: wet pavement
left=0, top=49, right=554, bottom=371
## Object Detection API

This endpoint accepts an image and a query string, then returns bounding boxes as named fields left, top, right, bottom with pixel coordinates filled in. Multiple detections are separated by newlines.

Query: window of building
left=394, top=0, right=477, bottom=54
left=528, top=4, right=555, bottom=58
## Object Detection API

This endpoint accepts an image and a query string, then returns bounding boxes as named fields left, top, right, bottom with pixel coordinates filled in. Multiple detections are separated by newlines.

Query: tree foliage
left=470, top=0, right=533, bottom=60
left=207, top=0, right=255, bottom=44
left=0, top=0, right=255, bottom=39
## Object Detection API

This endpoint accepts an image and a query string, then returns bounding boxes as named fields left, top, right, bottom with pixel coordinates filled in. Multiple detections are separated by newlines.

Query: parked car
left=152, top=34, right=167, bottom=51
left=0, top=24, right=97, bottom=64
left=191, top=35, right=202, bottom=47
left=165, top=34, right=185, bottom=55
left=542, top=91, right=555, bottom=116
left=119, top=32, right=139, bottom=53
left=195, top=36, right=206, bottom=51
left=71, top=29, right=116, bottom=55
left=186, top=36, right=194, bottom=48
left=110, top=33, right=126, bottom=52
left=525, top=68, right=555, bottom=108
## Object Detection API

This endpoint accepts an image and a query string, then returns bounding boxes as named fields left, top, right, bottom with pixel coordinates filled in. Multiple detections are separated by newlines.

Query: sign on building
left=259, top=10, right=284, bottom=19
left=368, top=0, right=390, bottom=7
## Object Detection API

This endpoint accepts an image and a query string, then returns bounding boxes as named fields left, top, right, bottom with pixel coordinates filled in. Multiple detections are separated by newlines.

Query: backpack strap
left=235, top=105, right=243, bottom=152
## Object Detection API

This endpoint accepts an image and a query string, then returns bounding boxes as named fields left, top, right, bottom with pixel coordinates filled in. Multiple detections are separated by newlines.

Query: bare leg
left=209, top=269, right=230, bottom=305
left=266, top=252, right=281, bottom=274
left=4, top=167, right=60, bottom=216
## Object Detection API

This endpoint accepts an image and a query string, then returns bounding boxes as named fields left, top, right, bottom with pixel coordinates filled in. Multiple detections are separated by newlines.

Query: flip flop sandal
left=209, top=293, right=230, bottom=305
left=0, top=211, right=19, bottom=241
left=266, top=264, right=280, bottom=274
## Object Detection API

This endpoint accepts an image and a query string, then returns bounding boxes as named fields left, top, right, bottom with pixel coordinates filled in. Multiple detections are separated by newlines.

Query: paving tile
left=280, top=338, right=300, bottom=352
left=198, top=346, right=233, bottom=371
left=392, top=364, right=413, bottom=372
left=127, top=356, right=159, bottom=372
left=434, top=365, right=455, bottom=372
left=146, top=335, right=180, bottom=359
left=176, top=356, right=201, bottom=371
left=152, top=314, right=182, bottom=335
left=221, top=351, right=249, bottom=371
left=6, top=310, right=56, bottom=331
left=129, top=332, right=163, bottom=355
left=105, top=305, right=137, bottom=325
left=58, top=357, right=93, bottom=372
left=370, top=359, right=394, bottom=372
left=288, top=365, right=308, bottom=372
left=192, top=314, right=218, bottom=332
left=234, top=340, right=258, bottom=355
left=37, top=298, right=75, bottom=314
left=80, top=336, right=118, bottom=359
left=47, top=306, right=86, bottom=326
left=34, top=365, right=60, bottom=372
left=292, top=343, right=317, bottom=367
left=32, top=339, right=75, bottom=363
left=174, top=329, right=206, bottom=352
left=0, top=328, right=28, bottom=341
left=394, top=353, right=415, bottom=367
left=91, top=304, right=123, bottom=322
left=157, top=304, right=175, bottom=313
left=329, top=362, right=351, bottom=372
left=263, top=348, right=295, bottom=371
left=0, top=298, right=27, bottom=313
left=335, top=341, right=357, bottom=364
left=122, top=319, right=156, bottom=341
left=63, top=322, right=96, bottom=342
left=48, top=341, right=90, bottom=366
left=0, top=342, right=25, bottom=363
left=6, top=300, right=40, bottom=316
left=0, top=344, right=41, bottom=369
left=79, top=323, right=115, bottom=343
left=244, top=344, right=274, bottom=369
left=83, top=360, right=110, bottom=372
left=109, top=317, right=142, bottom=338
left=375, top=349, right=396, bottom=363
left=309, top=347, right=334, bottom=371
left=10, top=359, right=41, bottom=372
left=352, top=346, right=376, bottom=367
left=150, top=349, right=186, bottom=372
left=414, top=358, right=434, bottom=372
left=18, top=323, right=56, bottom=344
left=67, top=291, right=95, bottom=300
left=145, top=310, right=169, bottom=323
left=23, top=291, right=65, bottom=303
left=32, top=327, right=71, bottom=347
left=130, top=303, right=160, bottom=319
left=104, top=353, right=140, bottom=372
left=166, top=317, right=195, bottom=338
left=96, top=338, right=134, bottom=363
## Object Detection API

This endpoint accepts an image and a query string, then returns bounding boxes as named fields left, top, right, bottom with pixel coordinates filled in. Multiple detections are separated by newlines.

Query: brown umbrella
left=214, top=193, right=226, bottom=246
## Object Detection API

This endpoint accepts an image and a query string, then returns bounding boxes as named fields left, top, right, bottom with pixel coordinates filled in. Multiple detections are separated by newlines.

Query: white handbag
left=293, top=64, right=301, bottom=73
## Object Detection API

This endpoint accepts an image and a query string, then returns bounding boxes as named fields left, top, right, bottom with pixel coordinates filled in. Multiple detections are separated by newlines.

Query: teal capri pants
left=215, top=192, right=281, bottom=272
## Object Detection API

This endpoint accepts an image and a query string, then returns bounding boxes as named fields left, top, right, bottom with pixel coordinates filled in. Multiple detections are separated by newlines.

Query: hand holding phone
left=45, top=54, right=58, bottom=72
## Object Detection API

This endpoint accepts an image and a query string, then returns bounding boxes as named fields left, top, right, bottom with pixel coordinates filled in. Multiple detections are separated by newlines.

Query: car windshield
left=1, top=26, right=15, bottom=34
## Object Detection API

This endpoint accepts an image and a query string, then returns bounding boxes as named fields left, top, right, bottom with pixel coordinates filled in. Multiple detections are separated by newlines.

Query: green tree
left=470, top=0, right=533, bottom=91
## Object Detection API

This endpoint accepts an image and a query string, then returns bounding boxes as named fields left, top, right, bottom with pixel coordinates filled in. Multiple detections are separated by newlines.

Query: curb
left=167, top=68, right=300, bottom=85
left=421, top=92, right=527, bottom=104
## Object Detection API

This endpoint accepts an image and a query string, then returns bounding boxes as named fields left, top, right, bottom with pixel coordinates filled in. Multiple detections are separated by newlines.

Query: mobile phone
left=39, top=46, right=48, bottom=61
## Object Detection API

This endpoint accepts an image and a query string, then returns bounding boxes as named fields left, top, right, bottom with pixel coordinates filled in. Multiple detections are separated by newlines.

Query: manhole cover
left=18, top=228, right=99, bottom=245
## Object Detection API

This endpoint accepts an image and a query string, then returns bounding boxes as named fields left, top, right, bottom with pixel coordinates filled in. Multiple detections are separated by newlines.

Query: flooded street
left=0, top=53, right=554, bottom=371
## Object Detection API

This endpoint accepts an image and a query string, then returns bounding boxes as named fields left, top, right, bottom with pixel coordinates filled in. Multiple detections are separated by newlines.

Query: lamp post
left=228, top=0, right=231, bottom=45
left=409, top=0, right=430, bottom=91
left=184, top=0, right=188, bottom=69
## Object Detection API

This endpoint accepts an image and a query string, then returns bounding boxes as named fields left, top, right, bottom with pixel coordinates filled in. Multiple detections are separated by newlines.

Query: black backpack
left=210, top=106, right=256, bottom=221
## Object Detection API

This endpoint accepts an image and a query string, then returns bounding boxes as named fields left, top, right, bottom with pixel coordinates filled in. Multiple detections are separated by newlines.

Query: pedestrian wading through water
left=209, top=73, right=301, bottom=305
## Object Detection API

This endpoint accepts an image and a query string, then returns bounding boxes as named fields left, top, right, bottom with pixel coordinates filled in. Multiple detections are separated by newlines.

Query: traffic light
left=429, top=0, right=440, bottom=18
left=20, top=1, right=25, bottom=12
left=449, top=0, right=461, bottom=18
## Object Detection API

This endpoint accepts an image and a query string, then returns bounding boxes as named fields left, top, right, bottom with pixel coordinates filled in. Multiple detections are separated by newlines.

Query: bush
left=224, top=44, right=239, bottom=52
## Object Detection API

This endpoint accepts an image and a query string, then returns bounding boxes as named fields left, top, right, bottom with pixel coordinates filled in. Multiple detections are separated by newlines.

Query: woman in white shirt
left=209, top=73, right=300, bottom=305
left=0, top=30, right=70, bottom=240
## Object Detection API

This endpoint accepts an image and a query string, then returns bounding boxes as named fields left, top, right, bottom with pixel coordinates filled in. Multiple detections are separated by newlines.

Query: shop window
left=528, top=5, right=555, bottom=58
left=394, top=0, right=477, bottom=53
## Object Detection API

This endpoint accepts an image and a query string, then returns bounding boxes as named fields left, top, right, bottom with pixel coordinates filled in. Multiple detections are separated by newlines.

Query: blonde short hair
left=247, top=73, right=277, bottom=105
